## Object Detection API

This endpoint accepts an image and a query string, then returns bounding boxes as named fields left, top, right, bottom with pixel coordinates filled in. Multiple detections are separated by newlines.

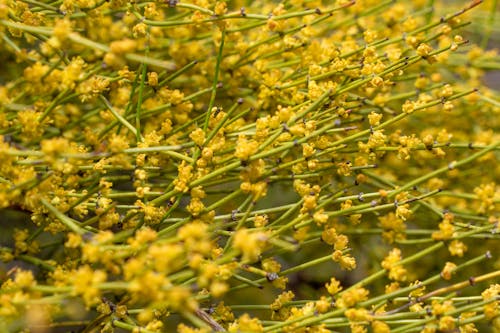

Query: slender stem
left=135, top=35, right=149, bottom=142
left=40, top=198, right=88, bottom=235
left=100, top=95, right=143, bottom=141
left=203, top=28, right=226, bottom=132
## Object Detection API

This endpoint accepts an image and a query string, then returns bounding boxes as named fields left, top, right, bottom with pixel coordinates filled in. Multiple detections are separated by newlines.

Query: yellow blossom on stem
left=233, top=229, right=268, bottom=263
left=381, top=248, right=408, bottom=282
left=326, top=277, right=343, bottom=295
left=441, top=261, right=457, bottom=280
left=448, top=240, right=467, bottom=257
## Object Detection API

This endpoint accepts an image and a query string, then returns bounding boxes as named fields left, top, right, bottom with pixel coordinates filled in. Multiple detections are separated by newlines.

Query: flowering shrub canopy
left=0, top=0, right=500, bottom=332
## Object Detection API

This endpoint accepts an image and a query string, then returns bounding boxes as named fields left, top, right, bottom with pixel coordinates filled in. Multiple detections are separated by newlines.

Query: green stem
left=100, top=95, right=143, bottom=141
left=135, top=49, right=148, bottom=142
left=112, top=319, right=157, bottom=333
left=203, top=28, right=226, bottom=132
left=40, top=198, right=88, bottom=235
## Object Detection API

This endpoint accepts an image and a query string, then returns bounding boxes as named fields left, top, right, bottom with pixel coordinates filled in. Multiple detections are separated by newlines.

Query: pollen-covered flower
left=482, top=284, right=500, bottom=319
left=432, top=213, right=455, bottom=240
left=189, top=128, right=206, bottom=146
left=228, top=314, right=264, bottom=333
left=381, top=248, right=408, bottom=282
left=326, top=277, right=343, bottom=295
left=235, top=135, right=259, bottom=161
left=448, top=240, right=467, bottom=257
left=474, top=183, right=498, bottom=213
left=233, top=229, right=268, bottom=263
left=440, top=262, right=457, bottom=280
left=174, top=161, right=193, bottom=193
left=416, top=43, right=433, bottom=57
left=337, top=287, right=369, bottom=308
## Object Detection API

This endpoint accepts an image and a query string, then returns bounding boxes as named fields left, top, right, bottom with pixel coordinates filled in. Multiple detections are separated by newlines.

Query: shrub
left=0, top=0, right=499, bottom=332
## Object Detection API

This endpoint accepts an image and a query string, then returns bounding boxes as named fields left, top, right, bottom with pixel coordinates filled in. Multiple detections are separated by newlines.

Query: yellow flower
left=332, top=251, right=357, bottom=271
left=254, top=214, right=269, bottom=228
left=439, top=316, right=456, bottom=331
left=271, top=290, right=295, bottom=311
left=14, top=270, right=35, bottom=289
left=402, top=100, right=416, bottom=114
left=235, top=134, right=259, bottom=161
left=174, top=161, right=193, bottom=193
left=379, top=212, right=407, bottom=243
left=395, top=204, right=412, bottom=221
left=334, top=234, right=349, bottom=251
left=147, top=72, right=159, bottom=87
left=178, top=220, right=211, bottom=254
left=385, top=282, right=400, bottom=294
left=345, top=308, right=371, bottom=322
left=338, top=287, right=369, bottom=308
left=474, top=183, right=498, bottom=213
left=482, top=284, right=500, bottom=319
left=416, top=43, right=433, bottom=57
left=187, top=197, right=205, bottom=216
left=372, top=320, right=390, bottom=333
left=337, top=161, right=352, bottom=176
left=326, top=277, right=343, bottom=295
left=189, top=128, right=206, bottom=146
left=214, top=1, right=227, bottom=15
left=65, top=232, right=82, bottom=248
left=441, top=262, right=457, bottom=280
left=315, top=296, right=331, bottom=314
left=71, top=265, right=107, bottom=307
left=210, top=281, right=228, bottom=298
left=382, top=248, right=408, bottom=282
left=432, top=213, right=455, bottom=240
left=322, top=227, right=337, bottom=245
left=233, top=229, right=268, bottom=263
left=110, top=38, right=137, bottom=54
left=368, top=112, right=382, bottom=126
left=432, top=300, right=455, bottom=316
left=313, top=209, right=329, bottom=225
left=228, top=314, right=264, bottom=333
left=448, top=240, right=467, bottom=257
left=262, top=257, right=281, bottom=273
